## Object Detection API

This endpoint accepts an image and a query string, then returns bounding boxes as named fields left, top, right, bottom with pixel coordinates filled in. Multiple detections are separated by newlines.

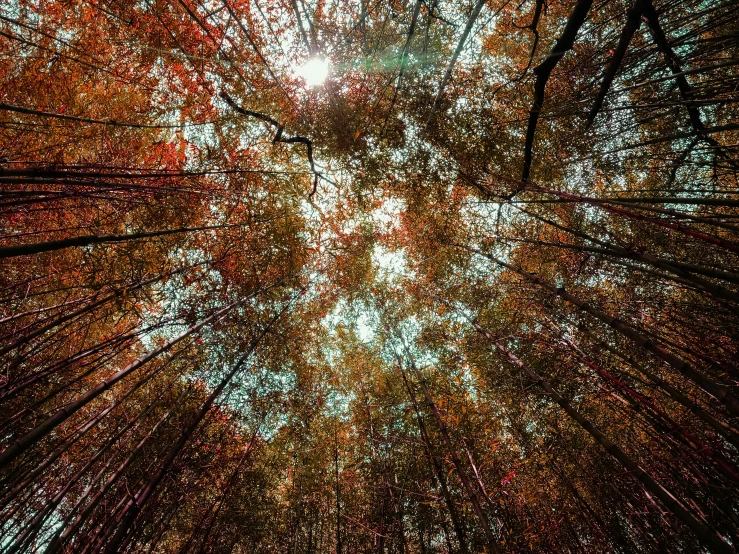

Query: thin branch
left=220, top=92, right=321, bottom=197
left=521, top=0, right=594, bottom=182
left=0, top=102, right=217, bottom=129
left=427, top=0, right=489, bottom=123
left=586, top=0, right=643, bottom=127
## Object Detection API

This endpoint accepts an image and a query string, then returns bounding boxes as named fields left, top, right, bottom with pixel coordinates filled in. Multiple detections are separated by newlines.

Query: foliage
left=0, top=0, right=738, bottom=552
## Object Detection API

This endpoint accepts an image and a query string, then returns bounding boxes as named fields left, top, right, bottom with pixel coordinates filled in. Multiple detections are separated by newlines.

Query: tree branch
left=586, top=0, right=643, bottom=127
left=427, top=0, right=488, bottom=123
left=521, top=0, right=594, bottom=182
left=220, top=92, right=321, bottom=197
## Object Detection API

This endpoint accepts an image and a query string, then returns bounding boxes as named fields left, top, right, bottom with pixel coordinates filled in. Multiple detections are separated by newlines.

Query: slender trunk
left=364, top=395, right=410, bottom=554
left=0, top=291, right=255, bottom=469
left=555, top=333, right=739, bottom=480
left=0, top=264, right=192, bottom=357
left=0, top=403, right=116, bottom=511
left=461, top=245, right=739, bottom=416
left=334, top=422, right=342, bottom=554
left=400, top=356, right=501, bottom=553
left=516, top=205, right=739, bottom=289
left=0, top=297, right=89, bottom=325
left=459, top=436, right=503, bottom=516
left=0, top=318, right=177, bottom=409
left=495, top=233, right=739, bottom=304
left=376, top=489, right=386, bottom=554
left=0, top=279, right=139, bottom=357
left=145, top=494, right=184, bottom=554
left=576, top=323, right=739, bottom=447
left=0, top=223, right=246, bottom=259
left=194, top=429, right=261, bottom=554
left=42, top=381, right=196, bottom=554
left=586, top=0, right=643, bottom=125
left=524, top=183, right=739, bottom=254
left=8, top=374, right=180, bottom=554
left=398, top=369, right=468, bottom=553
left=478, top=325, right=734, bottom=554
left=428, top=0, right=487, bottom=122
left=102, top=301, right=290, bottom=553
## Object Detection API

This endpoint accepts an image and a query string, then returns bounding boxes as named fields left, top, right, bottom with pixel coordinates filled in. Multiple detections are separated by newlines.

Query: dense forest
left=0, top=0, right=738, bottom=552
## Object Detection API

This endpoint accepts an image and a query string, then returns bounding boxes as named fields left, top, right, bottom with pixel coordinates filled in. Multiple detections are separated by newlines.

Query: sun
left=295, top=58, right=330, bottom=87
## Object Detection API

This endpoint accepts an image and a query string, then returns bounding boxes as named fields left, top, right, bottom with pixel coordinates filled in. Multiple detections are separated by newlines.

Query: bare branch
left=521, top=0, right=594, bottom=182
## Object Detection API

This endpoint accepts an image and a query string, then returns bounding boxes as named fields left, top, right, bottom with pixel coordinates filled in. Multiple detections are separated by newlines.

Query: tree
left=1, top=0, right=738, bottom=552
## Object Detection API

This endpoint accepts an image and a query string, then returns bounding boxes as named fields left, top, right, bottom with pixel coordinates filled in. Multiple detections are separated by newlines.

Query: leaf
left=501, top=470, right=516, bottom=486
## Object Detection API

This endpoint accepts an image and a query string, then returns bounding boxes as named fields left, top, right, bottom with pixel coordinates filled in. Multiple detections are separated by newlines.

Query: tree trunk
left=476, top=323, right=734, bottom=554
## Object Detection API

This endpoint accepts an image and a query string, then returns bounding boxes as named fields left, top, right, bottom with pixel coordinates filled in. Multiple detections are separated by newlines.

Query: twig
left=220, top=92, right=321, bottom=197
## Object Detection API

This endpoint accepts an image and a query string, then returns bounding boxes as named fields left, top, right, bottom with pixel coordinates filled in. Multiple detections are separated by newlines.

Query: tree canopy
left=0, top=0, right=738, bottom=552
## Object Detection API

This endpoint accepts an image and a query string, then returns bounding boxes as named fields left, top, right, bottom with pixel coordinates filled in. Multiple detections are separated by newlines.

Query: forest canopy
left=0, top=0, right=738, bottom=552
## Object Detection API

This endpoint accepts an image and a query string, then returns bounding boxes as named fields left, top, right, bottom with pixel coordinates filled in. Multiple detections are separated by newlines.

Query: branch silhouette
left=220, top=91, right=321, bottom=197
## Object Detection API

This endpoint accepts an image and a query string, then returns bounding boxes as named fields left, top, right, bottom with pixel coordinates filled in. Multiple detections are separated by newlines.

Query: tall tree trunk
left=43, top=379, right=196, bottom=554
left=0, top=284, right=272, bottom=469
left=0, top=223, right=246, bottom=259
left=475, top=322, right=734, bottom=554
left=334, top=420, right=342, bottom=554
left=9, top=373, right=180, bottom=554
left=398, top=353, right=501, bottom=554
left=101, top=300, right=291, bottom=553
left=461, top=245, right=739, bottom=416
left=398, top=368, right=468, bottom=553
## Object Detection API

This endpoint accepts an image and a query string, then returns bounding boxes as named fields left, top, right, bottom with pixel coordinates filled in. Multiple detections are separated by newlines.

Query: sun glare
left=296, top=58, right=330, bottom=87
